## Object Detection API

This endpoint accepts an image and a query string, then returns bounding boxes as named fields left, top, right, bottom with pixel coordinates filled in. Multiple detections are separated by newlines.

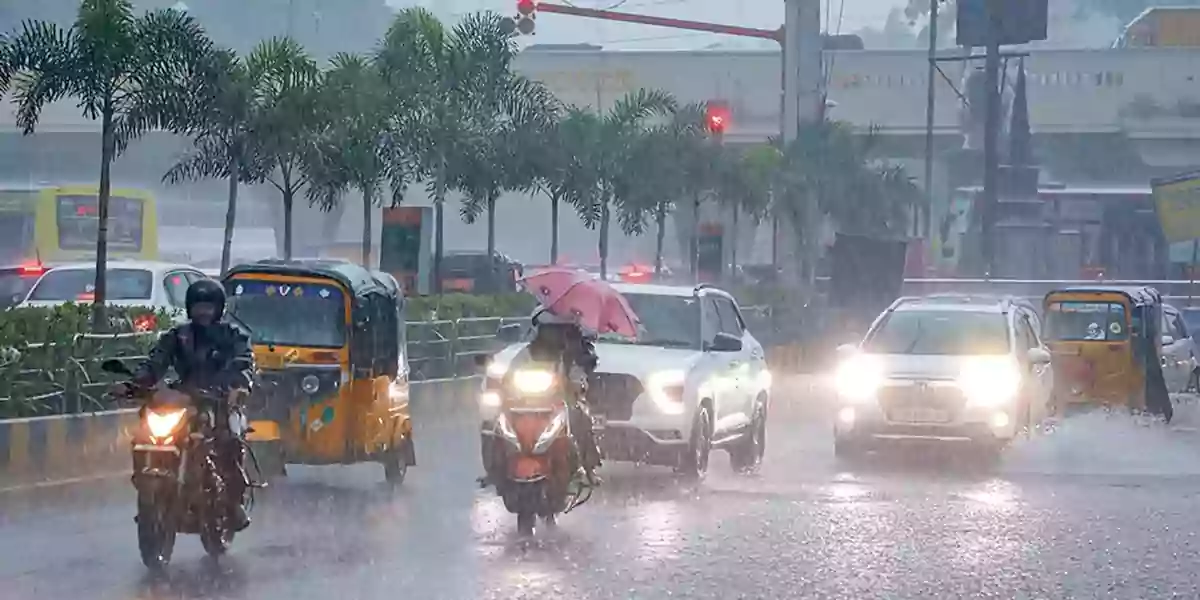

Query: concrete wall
left=0, top=377, right=481, bottom=490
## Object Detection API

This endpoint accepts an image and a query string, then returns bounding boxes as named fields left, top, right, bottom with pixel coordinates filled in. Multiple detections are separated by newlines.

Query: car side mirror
left=496, top=323, right=521, bottom=343
left=473, top=354, right=490, bottom=368
left=1162, top=335, right=1175, bottom=346
left=709, top=332, right=743, bottom=352
left=1026, top=347, right=1052, bottom=365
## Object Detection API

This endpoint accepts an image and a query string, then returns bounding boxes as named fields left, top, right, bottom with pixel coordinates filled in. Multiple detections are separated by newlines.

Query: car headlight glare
left=146, top=409, right=186, bottom=438
left=958, top=357, right=1021, bottom=407
left=648, top=369, right=687, bottom=414
left=512, top=369, right=556, bottom=394
left=834, top=354, right=883, bottom=403
left=486, top=360, right=510, bottom=378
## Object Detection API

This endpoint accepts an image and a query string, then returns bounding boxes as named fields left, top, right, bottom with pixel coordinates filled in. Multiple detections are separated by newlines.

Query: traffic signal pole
left=981, top=0, right=1001, bottom=278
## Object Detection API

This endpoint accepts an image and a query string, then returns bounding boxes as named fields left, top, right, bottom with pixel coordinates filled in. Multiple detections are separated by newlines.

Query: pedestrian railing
left=0, top=317, right=529, bottom=419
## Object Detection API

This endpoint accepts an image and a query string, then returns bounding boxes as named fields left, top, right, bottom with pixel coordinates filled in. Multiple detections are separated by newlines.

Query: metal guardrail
left=0, top=318, right=528, bottom=418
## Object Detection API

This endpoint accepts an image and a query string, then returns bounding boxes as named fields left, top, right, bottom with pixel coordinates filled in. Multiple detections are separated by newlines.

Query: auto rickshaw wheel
left=383, top=437, right=410, bottom=485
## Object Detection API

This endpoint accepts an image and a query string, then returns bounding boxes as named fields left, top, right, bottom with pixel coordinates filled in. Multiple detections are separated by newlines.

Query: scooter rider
left=526, top=308, right=603, bottom=484
left=110, top=279, right=256, bottom=531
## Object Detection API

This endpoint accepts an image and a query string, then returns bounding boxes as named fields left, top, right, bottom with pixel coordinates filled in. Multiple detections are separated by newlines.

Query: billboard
left=1152, top=171, right=1200, bottom=244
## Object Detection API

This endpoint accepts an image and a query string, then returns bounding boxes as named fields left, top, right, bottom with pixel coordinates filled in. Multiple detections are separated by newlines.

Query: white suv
left=833, top=295, right=1054, bottom=458
left=480, top=283, right=771, bottom=476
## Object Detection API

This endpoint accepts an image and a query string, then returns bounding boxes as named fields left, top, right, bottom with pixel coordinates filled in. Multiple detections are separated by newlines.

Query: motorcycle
left=484, top=360, right=593, bottom=535
left=101, top=359, right=253, bottom=570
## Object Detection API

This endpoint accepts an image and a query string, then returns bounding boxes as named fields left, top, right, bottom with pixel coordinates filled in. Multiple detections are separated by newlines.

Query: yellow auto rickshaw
left=223, top=259, right=415, bottom=484
left=1042, top=286, right=1173, bottom=420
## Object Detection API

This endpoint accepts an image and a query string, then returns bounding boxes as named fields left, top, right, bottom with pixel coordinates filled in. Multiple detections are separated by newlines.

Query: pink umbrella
left=519, top=269, right=641, bottom=338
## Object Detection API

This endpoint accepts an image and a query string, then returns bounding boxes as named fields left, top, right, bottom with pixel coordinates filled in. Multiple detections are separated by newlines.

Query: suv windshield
left=599, top=292, right=699, bottom=349
left=864, top=310, right=1010, bottom=355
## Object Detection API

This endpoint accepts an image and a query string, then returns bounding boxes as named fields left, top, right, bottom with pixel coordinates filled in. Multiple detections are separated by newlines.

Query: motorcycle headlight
left=647, top=369, right=687, bottom=414
left=146, top=409, right=186, bottom=438
left=834, top=354, right=884, bottom=403
left=958, top=357, right=1021, bottom=407
left=512, top=369, right=556, bottom=394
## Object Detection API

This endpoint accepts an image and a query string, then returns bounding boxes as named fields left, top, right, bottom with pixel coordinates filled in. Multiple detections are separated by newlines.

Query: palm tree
left=774, top=121, right=923, bottom=283
left=305, top=52, right=395, bottom=266
left=163, top=46, right=273, bottom=275
left=375, top=9, right=523, bottom=292
left=0, top=0, right=213, bottom=323
left=243, top=37, right=323, bottom=259
left=573, top=88, right=676, bottom=279
left=458, top=75, right=559, bottom=260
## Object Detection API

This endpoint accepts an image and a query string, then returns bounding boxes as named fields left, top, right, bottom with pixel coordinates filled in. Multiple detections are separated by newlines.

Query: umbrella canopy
left=519, top=268, right=641, bottom=338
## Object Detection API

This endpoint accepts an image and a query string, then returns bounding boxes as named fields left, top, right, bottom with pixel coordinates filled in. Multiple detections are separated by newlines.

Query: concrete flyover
left=0, top=377, right=481, bottom=491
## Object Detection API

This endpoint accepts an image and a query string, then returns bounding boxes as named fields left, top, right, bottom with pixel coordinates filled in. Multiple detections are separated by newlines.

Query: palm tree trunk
left=654, top=202, right=667, bottom=275
left=282, top=189, right=294, bottom=260
left=433, top=157, right=446, bottom=294
left=220, top=163, right=239, bottom=275
left=486, top=194, right=497, bottom=258
left=92, top=107, right=116, bottom=329
left=550, top=193, right=560, bottom=264
left=361, top=183, right=374, bottom=267
left=730, top=206, right=739, bottom=280
left=598, top=198, right=610, bottom=280
left=690, top=191, right=701, bottom=281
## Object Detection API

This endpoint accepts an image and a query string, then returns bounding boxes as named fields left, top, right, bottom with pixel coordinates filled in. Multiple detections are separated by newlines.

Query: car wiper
left=903, top=320, right=924, bottom=354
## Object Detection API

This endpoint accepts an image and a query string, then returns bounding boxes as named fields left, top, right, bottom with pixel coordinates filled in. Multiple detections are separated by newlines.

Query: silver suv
left=832, top=295, right=1054, bottom=458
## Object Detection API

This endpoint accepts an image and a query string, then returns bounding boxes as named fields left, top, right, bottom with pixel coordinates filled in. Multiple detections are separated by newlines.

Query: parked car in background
left=0, top=263, right=52, bottom=310
left=18, top=261, right=210, bottom=323
left=1161, top=304, right=1199, bottom=392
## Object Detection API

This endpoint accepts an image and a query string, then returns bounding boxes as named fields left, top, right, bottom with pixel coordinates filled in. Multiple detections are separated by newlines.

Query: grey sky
left=391, top=0, right=900, bottom=49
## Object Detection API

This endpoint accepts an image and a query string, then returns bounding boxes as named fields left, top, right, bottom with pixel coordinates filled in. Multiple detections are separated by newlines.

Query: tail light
left=18, top=264, right=44, bottom=276
left=133, top=314, right=157, bottom=332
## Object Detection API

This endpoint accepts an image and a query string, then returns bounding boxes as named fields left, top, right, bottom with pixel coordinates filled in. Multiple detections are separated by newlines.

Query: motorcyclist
left=526, top=308, right=602, bottom=485
left=110, top=279, right=255, bottom=531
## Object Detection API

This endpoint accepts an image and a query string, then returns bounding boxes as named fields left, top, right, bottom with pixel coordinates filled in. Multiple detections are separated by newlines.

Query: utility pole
left=781, top=0, right=823, bottom=287
left=922, top=0, right=938, bottom=240
left=981, top=0, right=1001, bottom=278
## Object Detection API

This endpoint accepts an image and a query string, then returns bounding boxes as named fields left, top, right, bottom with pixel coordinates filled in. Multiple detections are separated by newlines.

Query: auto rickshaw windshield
left=1045, top=301, right=1129, bottom=341
left=225, top=278, right=346, bottom=348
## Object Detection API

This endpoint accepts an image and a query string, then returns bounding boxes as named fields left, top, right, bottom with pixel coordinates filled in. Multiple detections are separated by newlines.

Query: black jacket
left=133, top=322, right=255, bottom=392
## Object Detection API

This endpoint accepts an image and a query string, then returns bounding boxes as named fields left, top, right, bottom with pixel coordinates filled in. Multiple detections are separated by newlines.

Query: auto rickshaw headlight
left=512, top=369, right=556, bottom=394
left=300, top=374, right=320, bottom=395
left=959, top=357, right=1021, bottom=407
left=146, top=409, right=186, bottom=438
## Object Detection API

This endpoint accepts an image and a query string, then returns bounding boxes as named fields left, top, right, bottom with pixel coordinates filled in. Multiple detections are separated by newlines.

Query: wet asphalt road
left=5, top=377, right=1200, bottom=599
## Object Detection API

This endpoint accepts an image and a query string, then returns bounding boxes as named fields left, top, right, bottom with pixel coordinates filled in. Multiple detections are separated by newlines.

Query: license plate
left=591, top=414, right=607, bottom=429
left=892, top=407, right=950, bottom=423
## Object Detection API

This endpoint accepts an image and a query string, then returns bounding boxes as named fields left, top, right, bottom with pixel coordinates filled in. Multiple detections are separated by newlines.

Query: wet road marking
left=0, top=470, right=127, bottom=495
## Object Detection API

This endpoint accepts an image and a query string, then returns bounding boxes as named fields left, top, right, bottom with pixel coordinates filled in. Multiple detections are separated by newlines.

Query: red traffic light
left=705, top=104, right=729, bottom=134
left=517, top=0, right=536, bottom=16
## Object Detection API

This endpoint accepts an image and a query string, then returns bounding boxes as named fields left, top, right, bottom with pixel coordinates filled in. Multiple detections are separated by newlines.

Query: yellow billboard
left=1153, top=171, right=1200, bottom=243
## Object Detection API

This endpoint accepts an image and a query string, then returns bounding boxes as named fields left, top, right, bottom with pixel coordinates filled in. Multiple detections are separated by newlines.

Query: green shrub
left=0, top=304, right=172, bottom=418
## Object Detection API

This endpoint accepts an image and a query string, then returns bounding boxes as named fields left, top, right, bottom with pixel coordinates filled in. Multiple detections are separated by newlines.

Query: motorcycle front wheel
left=136, top=487, right=177, bottom=570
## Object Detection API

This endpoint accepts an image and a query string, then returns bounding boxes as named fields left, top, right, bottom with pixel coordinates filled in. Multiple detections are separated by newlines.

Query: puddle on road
left=1003, top=400, right=1200, bottom=477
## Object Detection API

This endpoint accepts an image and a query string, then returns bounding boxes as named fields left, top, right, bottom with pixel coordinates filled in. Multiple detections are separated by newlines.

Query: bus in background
left=0, top=185, right=158, bottom=264
left=1113, top=7, right=1200, bottom=48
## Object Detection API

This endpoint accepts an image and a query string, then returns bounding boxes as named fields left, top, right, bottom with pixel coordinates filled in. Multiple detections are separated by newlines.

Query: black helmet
left=185, top=279, right=226, bottom=320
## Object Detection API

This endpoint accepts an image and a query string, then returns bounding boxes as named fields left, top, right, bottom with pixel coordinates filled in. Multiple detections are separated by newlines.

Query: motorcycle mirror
left=100, top=358, right=133, bottom=376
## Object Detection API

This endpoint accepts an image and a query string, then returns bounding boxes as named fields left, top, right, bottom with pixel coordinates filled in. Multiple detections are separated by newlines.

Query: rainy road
left=5, top=377, right=1200, bottom=599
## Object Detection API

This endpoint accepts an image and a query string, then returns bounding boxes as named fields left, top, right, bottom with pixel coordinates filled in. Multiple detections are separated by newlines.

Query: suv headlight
left=647, top=369, right=687, bottom=414
left=958, top=357, right=1021, bottom=407
left=512, top=369, right=556, bottom=394
left=834, top=354, right=883, bottom=403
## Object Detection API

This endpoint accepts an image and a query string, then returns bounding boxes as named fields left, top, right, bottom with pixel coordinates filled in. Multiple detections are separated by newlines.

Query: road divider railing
left=0, top=377, right=484, bottom=491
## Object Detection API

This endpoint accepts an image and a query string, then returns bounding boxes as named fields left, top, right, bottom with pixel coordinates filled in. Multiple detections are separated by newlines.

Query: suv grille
left=878, top=384, right=966, bottom=422
left=588, top=373, right=643, bottom=421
